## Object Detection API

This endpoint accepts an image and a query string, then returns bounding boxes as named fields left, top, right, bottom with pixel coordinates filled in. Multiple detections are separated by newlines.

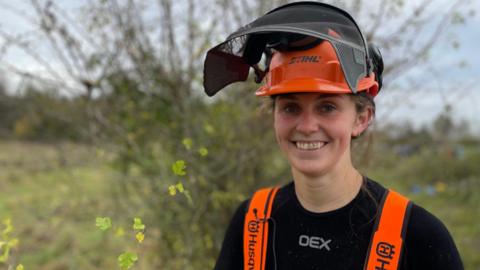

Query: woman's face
left=273, top=93, right=371, bottom=177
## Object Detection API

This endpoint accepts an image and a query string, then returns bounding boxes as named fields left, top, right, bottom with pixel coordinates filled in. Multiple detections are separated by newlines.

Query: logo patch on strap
left=375, top=241, right=396, bottom=269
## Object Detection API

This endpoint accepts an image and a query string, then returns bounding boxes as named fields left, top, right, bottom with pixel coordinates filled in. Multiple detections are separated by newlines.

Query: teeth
left=295, top=141, right=325, bottom=150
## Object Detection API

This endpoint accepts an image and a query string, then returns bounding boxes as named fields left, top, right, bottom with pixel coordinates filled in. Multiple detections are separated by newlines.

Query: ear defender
left=368, top=43, right=384, bottom=91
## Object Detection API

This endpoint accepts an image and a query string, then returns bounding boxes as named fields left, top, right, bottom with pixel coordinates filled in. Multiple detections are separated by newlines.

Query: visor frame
left=203, top=1, right=374, bottom=96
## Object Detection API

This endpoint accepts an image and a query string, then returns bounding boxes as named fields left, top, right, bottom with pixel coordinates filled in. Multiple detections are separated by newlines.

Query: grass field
left=0, top=140, right=479, bottom=269
left=0, top=141, right=124, bottom=269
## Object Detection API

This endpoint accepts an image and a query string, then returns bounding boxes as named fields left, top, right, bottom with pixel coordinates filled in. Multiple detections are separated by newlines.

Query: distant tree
left=11, top=85, right=88, bottom=141
left=433, top=105, right=454, bottom=140
left=0, top=78, right=25, bottom=138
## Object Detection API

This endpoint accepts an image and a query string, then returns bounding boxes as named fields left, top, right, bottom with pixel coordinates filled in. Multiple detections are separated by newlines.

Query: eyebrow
left=276, top=93, right=341, bottom=101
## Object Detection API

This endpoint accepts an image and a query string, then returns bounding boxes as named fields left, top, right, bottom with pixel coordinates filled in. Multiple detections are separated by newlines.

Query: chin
left=290, top=160, right=333, bottom=177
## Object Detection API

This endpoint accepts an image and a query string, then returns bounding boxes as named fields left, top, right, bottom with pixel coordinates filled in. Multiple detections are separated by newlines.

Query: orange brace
left=243, top=187, right=279, bottom=270
left=364, top=190, right=412, bottom=270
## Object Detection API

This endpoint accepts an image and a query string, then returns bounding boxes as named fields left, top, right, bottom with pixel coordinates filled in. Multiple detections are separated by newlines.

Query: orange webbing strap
left=364, top=190, right=412, bottom=270
left=243, top=187, right=279, bottom=270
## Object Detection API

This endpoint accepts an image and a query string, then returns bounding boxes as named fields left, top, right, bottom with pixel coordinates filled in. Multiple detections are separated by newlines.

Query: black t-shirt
left=213, top=178, right=463, bottom=270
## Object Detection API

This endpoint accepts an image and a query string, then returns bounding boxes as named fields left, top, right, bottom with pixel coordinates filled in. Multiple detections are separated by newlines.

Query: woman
left=203, top=2, right=463, bottom=270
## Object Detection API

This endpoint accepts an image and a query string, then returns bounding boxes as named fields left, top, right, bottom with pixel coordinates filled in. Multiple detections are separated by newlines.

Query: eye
left=317, top=103, right=337, bottom=113
left=280, top=102, right=301, bottom=115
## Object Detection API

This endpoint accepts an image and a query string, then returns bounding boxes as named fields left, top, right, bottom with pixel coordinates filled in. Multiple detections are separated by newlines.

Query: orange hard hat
left=255, top=41, right=379, bottom=97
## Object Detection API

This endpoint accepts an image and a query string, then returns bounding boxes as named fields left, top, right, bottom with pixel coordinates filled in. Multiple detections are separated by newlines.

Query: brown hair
left=349, top=92, right=375, bottom=115
left=349, top=92, right=376, bottom=139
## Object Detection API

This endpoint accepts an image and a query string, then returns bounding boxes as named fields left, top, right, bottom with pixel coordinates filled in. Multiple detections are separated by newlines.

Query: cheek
left=327, top=118, right=356, bottom=144
left=331, top=126, right=351, bottom=142
left=273, top=115, right=284, bottom=141
left=273, top=114, right=291, bottom=145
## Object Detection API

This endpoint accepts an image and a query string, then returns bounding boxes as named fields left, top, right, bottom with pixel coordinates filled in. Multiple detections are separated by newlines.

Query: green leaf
left=172, top=160, right=186, bottom=176
left=16, top=264, right=24, bottom=270
left=198, top=147, right=208, bottom=157
left=95, top=217, right=112, bottom=231
left=133, top=218, right=145, bottom=231
left=118, top=252, right=138, bottom=269
left=182, top=138, right=193, bottom=150
left=175, top=182, right=185, bottom=193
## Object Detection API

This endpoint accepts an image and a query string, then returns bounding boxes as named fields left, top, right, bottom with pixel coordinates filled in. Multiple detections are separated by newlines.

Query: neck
left=292, top=164, right=363, bottom=213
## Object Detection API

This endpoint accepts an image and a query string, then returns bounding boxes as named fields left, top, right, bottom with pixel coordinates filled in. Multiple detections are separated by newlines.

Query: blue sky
left=1, top=0, right=479, bottom=133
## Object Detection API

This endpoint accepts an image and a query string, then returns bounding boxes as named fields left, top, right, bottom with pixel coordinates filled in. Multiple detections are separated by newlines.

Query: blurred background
left=0, top=0, right=479, bottom=269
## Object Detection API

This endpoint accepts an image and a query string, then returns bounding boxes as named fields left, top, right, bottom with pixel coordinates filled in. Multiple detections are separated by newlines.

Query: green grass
left=412, top=179, right=480, bottom=269
left=366, top=154, right=480, bottom=270
left=0, top=141, right=127, bottom=269
left=0, top=140, right=479, bottom=269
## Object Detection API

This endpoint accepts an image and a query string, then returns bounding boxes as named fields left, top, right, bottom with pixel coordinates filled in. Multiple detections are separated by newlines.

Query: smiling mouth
left=293, top=141, right=327, bottom=150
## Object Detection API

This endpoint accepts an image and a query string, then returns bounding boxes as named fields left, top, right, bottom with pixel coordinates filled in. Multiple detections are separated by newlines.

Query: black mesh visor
left=203, top=2, right=370, bottom=96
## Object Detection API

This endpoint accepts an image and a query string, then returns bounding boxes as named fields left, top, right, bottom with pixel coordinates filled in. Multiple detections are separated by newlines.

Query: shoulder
left=403, top=203, right=464, bottom=269
left=230, top=183, right=295, bottom=217
left=364, top=178, right=463, bottom=269
left=223, top=182, right=293, bottom=231
left=213, top=184, right=291, bottom=270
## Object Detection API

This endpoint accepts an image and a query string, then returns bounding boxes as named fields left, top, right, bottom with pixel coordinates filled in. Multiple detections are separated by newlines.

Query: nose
left=296, top=111, right=319, bottom=134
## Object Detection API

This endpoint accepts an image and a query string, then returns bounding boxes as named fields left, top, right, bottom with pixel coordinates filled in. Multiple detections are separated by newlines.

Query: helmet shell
left=203, top=1, right=377, bottom=97
left=256, top=41, right=379, bottom=96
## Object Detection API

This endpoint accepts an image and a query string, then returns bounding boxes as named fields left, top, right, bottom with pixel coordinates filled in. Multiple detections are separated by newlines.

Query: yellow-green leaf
left=16, top=264, right=24, bottom=270
left=136, top=232, right=145, bottom=243
left=182, top=138, right=193, bottom=150
left=198, top=147, right=208, bottom=157
left=118, top=252, right=138, bottom=269
left=133, top=218, right=145, bottom=231
left=172, top=160, right=186, bottom=176
left=175, top=182, right=185, bottom=193
left=95, top=217, right=112, bottom=231
left=168, top=185, right=177, bottom=196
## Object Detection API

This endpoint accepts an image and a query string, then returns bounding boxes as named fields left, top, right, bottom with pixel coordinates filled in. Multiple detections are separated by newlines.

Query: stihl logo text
left=288, top=55, right=321, bottom=64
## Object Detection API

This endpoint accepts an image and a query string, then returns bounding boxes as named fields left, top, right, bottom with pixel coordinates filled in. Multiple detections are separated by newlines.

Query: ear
left=352, top=107, right=373, bottom=137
